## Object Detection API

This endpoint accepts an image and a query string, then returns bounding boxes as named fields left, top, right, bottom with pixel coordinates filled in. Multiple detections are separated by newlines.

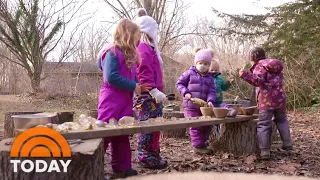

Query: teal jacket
left=212, top=72, right=230, bottom=103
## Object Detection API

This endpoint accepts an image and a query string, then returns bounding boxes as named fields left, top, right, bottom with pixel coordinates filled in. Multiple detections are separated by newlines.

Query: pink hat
left=194, top=49, right=213, bottom=64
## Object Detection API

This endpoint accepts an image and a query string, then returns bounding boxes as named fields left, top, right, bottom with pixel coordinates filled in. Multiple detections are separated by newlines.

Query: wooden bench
left=16, top=115, right=258, bottom=140
left=0, top=138, right=104, bottom=180
left=14, top=114, right=279, bottom=155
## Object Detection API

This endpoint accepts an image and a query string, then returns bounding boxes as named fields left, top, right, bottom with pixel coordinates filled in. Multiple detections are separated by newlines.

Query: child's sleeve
left=240, top=65, right=266, bottom=87
left=220, top=76, right=230, bottom=91
left=103, top=51, right=136, bottom=92
left=176, top=71, right=191, bottom=97
left=136, top=44, right=157, bottom=89
left=207, top=78, right=216, bottom=103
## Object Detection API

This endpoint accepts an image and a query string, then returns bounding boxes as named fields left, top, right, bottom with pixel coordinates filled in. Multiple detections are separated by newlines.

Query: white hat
left=135, top=15, right=163, bottom=68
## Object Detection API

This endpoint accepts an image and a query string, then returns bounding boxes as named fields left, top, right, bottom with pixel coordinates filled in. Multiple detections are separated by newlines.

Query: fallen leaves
left=245, top=155, right=257, bottom=165
left=279, top=164, right=297, bottom=172
left=103, top=111, right=320, bottom=179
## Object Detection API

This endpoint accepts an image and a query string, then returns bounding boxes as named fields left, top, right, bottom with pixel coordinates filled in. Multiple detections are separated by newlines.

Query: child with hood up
left=239, top=47, right=293, bottom=159
left=133, top=10, right=167, bottom=169
left=176, top=47, right=216, bottom=155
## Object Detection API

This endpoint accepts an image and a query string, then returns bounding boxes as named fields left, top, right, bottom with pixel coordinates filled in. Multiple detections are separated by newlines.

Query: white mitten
left=149, top=88, right=167, bottom=103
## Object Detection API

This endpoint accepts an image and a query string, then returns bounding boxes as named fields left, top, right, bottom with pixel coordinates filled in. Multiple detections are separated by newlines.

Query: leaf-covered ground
left=0, top=95, right=319, bottom=179
left=105, top=111, right=320, bottom=179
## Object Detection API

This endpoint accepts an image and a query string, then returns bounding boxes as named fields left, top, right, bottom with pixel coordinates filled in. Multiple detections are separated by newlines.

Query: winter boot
left=260, top=149, right=270, bottom=160
left=112, top=169, right=138, bottom=179
left=139, top=159, right=168, bottom=169
left=194, top=146, right=213, bottom=155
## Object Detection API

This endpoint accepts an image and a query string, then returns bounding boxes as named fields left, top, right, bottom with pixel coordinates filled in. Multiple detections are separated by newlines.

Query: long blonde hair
left=140, top=32, right=154, bottom=47
left=113, top=19, right=141, bottom=69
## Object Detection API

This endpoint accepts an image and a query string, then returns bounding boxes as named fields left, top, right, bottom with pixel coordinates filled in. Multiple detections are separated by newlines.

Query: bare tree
left=71, top=23, right=112, bottom=63
left=103, top=0, right=196, bottom=56
left=0, top=0, right=91, bottom=93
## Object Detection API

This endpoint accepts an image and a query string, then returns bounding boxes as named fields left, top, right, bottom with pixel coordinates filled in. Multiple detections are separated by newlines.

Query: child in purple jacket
left=239, top=47, right=293, bottom=159
left=176, top=48, right=216, bottom=155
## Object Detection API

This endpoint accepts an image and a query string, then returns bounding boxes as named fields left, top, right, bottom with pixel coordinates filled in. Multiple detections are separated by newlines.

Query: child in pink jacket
left=133, top=12, right=167, bottom=169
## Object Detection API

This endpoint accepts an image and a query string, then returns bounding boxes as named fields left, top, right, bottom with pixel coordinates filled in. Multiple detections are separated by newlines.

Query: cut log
left=0, top=138, right=104, bottom=180
left=209, top=119, right=279, bottom=155
left=161, top=111, right=186, bottom=138
left=3, top=111, right=42, bottom=139
left=55, top=111, right=75, bottom=124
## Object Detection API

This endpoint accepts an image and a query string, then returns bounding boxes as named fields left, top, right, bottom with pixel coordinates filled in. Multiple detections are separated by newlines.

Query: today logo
left=10, top=127, right=71, bottom=173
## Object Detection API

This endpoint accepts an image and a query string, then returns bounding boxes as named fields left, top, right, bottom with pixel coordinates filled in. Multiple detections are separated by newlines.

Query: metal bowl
left=12, top=113, right=56, bottom=129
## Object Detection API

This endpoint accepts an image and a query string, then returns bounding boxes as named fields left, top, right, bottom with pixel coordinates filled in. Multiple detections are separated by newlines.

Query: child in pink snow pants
left=97, top=19, right=146, bottom=178
left=133, top=12, right=168, bottom=169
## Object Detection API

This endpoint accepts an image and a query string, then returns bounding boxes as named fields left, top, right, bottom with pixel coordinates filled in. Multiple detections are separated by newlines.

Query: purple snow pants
left=258, top=107, right=292, bottom=150
left=104, top=135, right=131, bottom=173
left=184, top=110, right=212, bottom=148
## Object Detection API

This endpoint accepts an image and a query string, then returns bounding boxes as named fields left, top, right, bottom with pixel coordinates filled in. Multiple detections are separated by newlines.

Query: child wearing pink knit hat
left=176, top=47, right=216, bottom=154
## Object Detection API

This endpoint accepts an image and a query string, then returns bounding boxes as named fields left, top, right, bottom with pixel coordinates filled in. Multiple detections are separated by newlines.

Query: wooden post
left=0, top=138, right=104, bottom=180
left=209, top=119, right=279, bottom=155
left=3, top=111, right=42, bottom=139
left=161, top=111, right=186, bottom=138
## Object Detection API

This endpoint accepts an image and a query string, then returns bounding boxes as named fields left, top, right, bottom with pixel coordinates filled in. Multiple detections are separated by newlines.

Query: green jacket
left=212, top=72, right=230, bottom=103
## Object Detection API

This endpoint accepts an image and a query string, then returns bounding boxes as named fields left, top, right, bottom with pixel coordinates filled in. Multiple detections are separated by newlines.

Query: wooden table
left=16, top=115, right=258, bottom=140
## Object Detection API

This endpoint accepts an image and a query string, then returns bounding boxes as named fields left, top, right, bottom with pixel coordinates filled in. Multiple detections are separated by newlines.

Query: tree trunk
left=30, top=74, right=42, bottom=93
left=209, top=119, right=279, bottom=155
left=0, top=138, right=104, bottom=180
left=161, top=111, right=186, bottom=138
left=3, top=111, right=42, bottom=139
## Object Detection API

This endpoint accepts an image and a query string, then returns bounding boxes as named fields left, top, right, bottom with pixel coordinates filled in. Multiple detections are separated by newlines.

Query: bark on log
left=3, top=111, right=42, bottom=139
left=161, top=111, right=186, bottom=138
left=126, top=172, right=314, bottom=180
left=0, top=138, right=104, bottom=180
left=209, top=119, right=279, bottom=155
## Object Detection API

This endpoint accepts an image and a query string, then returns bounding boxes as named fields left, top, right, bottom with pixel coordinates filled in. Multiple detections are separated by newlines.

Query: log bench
left=16, top=115, right=258, bottom=140
left=0, top=138, right=104, bottom=180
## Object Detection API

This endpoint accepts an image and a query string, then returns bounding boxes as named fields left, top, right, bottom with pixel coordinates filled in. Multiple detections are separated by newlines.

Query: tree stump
left=3, top=112, right=74, bottom=139
left=161, top=111, right=186, bottom=138
left=55, top=112, right=75, bottom=124
left=209, top=119, right=279, bottom=155
left=3, top=112, right=42, bottom=139
left=0, top=138, right=104, bottom=180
